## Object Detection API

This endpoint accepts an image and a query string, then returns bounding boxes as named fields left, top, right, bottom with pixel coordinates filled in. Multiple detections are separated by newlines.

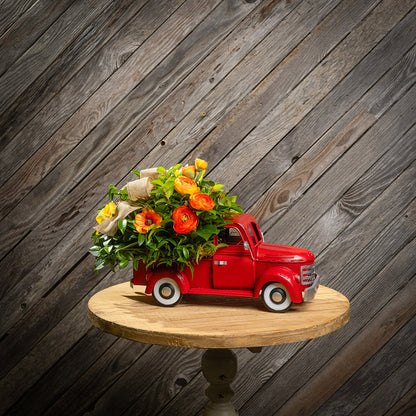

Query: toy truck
left=131, top=213, right=319, bottom=312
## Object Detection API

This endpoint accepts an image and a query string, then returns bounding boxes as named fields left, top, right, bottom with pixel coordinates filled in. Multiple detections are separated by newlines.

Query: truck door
left=212, top=226, right=255, bottom=289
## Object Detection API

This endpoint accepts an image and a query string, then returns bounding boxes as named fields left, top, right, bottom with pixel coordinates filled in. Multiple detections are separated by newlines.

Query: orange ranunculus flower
left=96, top=201, right=117, bottom=224
left=174, top=176, right=200, bottom=195
left=181, top=165, right=196, bottom=179
left=189, top=193, right=215, bottom=211
left=195, top=158, right=208, bottom=170
left=134, top=207, right=162, bottom=234
left=172, top=206, right=198, bottom=234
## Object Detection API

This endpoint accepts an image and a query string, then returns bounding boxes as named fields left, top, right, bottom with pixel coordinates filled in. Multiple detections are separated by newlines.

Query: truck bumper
left=303, top=274, right=320, bottom=302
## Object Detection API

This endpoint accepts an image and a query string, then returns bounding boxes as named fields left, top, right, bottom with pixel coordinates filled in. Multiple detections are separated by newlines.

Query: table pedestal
left=202, top=349, right=238, bottom=416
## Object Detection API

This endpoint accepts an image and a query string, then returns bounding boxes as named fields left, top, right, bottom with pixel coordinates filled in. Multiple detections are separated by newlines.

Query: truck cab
left=131, top=213, right=319, bottom=312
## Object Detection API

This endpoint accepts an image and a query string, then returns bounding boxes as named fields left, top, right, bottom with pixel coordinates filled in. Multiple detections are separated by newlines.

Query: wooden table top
left=88, top=282, right=349, bottom=349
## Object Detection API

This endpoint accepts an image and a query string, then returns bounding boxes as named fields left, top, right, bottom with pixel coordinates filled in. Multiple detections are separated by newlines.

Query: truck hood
left=256, top=243, right=314, bottom=264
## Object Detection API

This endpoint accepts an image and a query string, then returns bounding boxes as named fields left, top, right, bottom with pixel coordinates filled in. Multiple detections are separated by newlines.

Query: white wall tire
left=152, top=278, right=183, bottom=307
left=262, top=282, right=292, bottom=312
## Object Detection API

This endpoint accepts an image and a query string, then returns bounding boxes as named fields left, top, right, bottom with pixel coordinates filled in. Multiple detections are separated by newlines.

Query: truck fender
left=145, top=268, right=190, bottom=295
left=254, top=266, right=302, bottom=303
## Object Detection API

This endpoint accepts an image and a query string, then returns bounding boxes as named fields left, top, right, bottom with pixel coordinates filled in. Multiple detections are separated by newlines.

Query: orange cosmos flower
left=174, top=176, right=200, bottom=195
left=134, top=207, right=162, bottom=234
left=189, top=193, right=215, bottom=211
left=195, top=158, right=208, bottom=170
left=172, top=206, right=198, bottom=234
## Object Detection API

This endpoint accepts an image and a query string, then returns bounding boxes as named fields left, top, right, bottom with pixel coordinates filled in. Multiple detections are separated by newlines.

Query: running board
left=188, top=288, right=255, bottom=298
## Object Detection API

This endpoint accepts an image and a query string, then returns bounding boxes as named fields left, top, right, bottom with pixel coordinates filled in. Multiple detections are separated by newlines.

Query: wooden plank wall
left=0, top=0, right=415, bottom=414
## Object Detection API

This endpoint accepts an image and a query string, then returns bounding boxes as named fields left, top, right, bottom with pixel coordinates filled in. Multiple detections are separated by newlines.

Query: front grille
left=300, top=264, right=316, bottom=285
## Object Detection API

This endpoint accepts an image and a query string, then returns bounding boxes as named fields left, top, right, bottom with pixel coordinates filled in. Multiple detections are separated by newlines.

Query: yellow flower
left=182, top=165, right=196, bottom=178
left=174, top=176, right=200, bottom=195
left=195, top=159, right=208, bottom=170
left=96, top=201, right=117, bottom=224
left=175, top=165, right=196, bottom=179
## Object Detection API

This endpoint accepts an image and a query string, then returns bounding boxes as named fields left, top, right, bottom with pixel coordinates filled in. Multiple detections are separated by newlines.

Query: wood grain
left=383, top=385, right=416, bottom=416
left=0, top=0, right=113, bottom=115
left=209, top=0, right=415, bottom=190
left=88, top=283, right=350, bottom=349
left=0, top=0, right=34, bottom=37
left=315, top=315, right=416, bottom=415
left=264, top=84, right=416, bottom=245
left=0, top=0, right=150, bottom=149
left=233, top=11, right=416, bottom=210
left=0, top=0, right=74, bottom=76
left=0, top=0, right=414, bottom=414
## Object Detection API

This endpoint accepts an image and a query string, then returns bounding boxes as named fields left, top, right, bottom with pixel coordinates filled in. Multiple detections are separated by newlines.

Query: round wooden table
left=88, top=282, right=349, bottom=415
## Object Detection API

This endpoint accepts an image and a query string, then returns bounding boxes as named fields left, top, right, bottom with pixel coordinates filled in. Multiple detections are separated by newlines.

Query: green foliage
left=90, top=163, right=243, bottom=272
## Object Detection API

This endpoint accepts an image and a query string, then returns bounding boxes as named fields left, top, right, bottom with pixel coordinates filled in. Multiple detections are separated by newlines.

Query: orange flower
left=181, top=165, right=196, bottom=179
left=195, top=158, right=208, bottom=170
left=189, top=193, right=215, bottom=211
left=134, top=207, right=162, bottom=234
left=172, top=206, right=198, bottom=234
left=174, top=176, right=200, bottom=195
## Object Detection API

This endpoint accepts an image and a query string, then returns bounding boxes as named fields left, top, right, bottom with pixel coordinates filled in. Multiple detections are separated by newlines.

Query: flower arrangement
left=89, top=160, right=243, bottom=272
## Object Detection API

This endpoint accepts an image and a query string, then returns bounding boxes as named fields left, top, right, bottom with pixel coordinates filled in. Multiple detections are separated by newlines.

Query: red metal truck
left=131, top=213, right=319, bottom=312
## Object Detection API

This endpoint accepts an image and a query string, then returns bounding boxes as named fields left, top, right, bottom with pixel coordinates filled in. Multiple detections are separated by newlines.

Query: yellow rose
left=96, top=201, right=117, bottom=224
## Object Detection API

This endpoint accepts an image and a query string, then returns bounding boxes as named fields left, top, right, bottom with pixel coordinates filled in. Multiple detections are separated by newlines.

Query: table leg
left=201, top=348, right=238, bottom=416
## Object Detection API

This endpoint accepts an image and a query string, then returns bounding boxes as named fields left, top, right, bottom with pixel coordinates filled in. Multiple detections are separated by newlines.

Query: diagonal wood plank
left=0, top=0, right=74, bottom=76
left=264, top=84, right=416, bottom=245
left=141, top=0, right=377, bottom=171
left=0, top=0, right=218, bottom=186
left=232, top=10, right=416, bottom=210
left=0, top=0, right=34, bottom=37
left=42, top=339, right=152, bottom=416
left=8, top=336, right=149, bottom=416
left=0, top=0, right=151, bottom=148
left=273, top=279, right=416, bottom=416
left=313, top=162, right=416, bottom=288
left=0, top=0, right=114, bottom=115
left=0, top=255, right=105, bottom=378
left=207, top=0, right=415, bottom=190
left=374, top=384, right=416, bottom=416
left=0, top=268, right=125, bottom=414
left=85, top=346, right=202, bottom=416
left=314, top=316, right=416, bottom=415
left=297, top=124, right=416, bottom=255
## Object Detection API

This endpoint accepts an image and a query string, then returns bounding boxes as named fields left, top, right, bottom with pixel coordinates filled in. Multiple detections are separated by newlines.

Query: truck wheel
left=152, top=278, right=183, bottom=307
left=262, top=282, right=292, bottom=312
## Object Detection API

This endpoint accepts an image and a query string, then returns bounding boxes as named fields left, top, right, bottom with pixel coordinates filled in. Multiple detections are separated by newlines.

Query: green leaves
left=108, top=184, right=129, bottom=201
left=196, top=224, right=218, bottom=241
left=118, top=219, right=127, bottom=234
